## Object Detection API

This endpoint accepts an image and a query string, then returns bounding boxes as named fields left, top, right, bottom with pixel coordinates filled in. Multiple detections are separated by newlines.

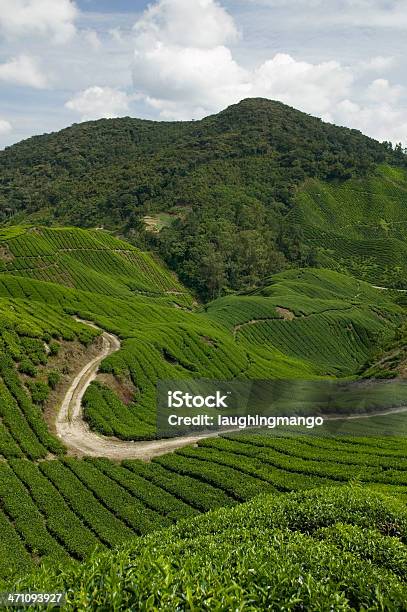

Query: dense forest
left=0, top=98, right=405, bottom=298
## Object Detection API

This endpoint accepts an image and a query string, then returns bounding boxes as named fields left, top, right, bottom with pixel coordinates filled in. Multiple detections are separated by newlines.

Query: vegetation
left=1, top=99, right=405, bottom=298
left=0, top=225, right=405, bottom=587
left=0, top=225, right=399, bottom=443
left=6, top=486, right=407, bottom=611
left=1, top=100, right=407, bottom=607
left=291, top=165, right=407, bottom=289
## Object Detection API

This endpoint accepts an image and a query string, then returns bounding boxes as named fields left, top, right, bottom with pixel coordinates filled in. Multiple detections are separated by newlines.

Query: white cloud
left=251, top=54, right=353, bottom=115
left=0, top=119, right=12, bottom=135
left=0, top=0, right=406, bottom=148
left=131, top=0, right=353, bottom=120
left=366, top=78, right=404, bottom=103
left=335, top=99, right=407, bottom=144
left=134, top=44, right=249, bottom=114
left=108, top=28, right=123, bottom=43
left=359, top=56, right=395, bottom=72
left=131, top=0, right=248, bottom=119
left=0, top=54, right=48, bottom=88
left=245, top=0, right=407, bottom=28
left=128, top=0, right=407, bottom=145
left=134, top=0, right=239, bottom=49
left=65, top=86, right=130, bottom=121
left=0, top=0, right=78, bottom=43
left=83, top=30, right=102, bottom=50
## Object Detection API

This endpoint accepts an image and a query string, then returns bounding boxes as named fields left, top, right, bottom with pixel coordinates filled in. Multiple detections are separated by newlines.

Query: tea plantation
left=1, top=226, right=407, bottom=608
left=292, top=165, right=407, bottom=288
left=9, top=486, right=407, bottom=611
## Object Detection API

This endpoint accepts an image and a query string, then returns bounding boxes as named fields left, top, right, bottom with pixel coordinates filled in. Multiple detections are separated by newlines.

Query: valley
left=1, top=100, right=407, bottom=608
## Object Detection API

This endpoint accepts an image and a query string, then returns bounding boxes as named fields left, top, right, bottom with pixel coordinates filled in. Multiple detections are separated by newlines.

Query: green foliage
left=0, top=98, right=402, bottom=297
left=0, top=226, right=191, bottom=303
left=7, top=487, right=407, bottom=611
left=10, top=459, right=102, bottom=560
left=206, top=268, right=402, bottom=376
left=0, top=224, right=407, bottom=597
left=0, top=227, right=403, bottom=443
left=0, top=100, right=406, bottom=606
left=292, top=165, right=407, bottom=289
left=155, top=452, right=275, bottom=501
left=18, top=358, right=37, bottom=377
left=27, top=381, right=49, bottom=405
left=48, top=342, right=59, bottom=357
left=47, top=370, right=60, bottom=390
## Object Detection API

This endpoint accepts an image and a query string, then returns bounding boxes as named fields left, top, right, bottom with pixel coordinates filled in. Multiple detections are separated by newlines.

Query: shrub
left=48, top=370, right=61, bottom=390
left=49, top=342, right=60, bottom=356
left=18, top=359, right=37, bottom=377
left=28, top=382, right=50, bottom=405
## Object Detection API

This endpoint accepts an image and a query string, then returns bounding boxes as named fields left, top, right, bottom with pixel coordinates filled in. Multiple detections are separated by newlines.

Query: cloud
left=0, top=55, right=48, bottom=88
left=245, top=0, right=407, bottom=28
left=0, top=0, right=78, bottom=43
left=366, top=78, right=404, bottom=103
left=251, top=54, right=353, bottom=116
left=65, top=86, right=130, bottom=120
left=132, top=0, right=249, bottom=119
left=128, top=0, right=407, bottom=145
left=131, top=0, right=353, bottom=120
left=335, top=99, right=407, bottom=144
left=83, top=30, right=102, bottom=50
left=134, top=0, right=239, bottom=49
left=0, top=119, right=12, bottom=135
left=134, top=44, right=249, bottom=116
left=359, top=56, right=396, bottom=72
left=1, top=0, right=406, bottom=148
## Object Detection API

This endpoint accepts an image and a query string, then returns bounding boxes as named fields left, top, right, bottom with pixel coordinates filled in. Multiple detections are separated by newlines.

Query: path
left=55, top=320, right=407, bottom=461
left=372, top=285, right=407, bottom=292
left=55, top=321, right=236, bottom=460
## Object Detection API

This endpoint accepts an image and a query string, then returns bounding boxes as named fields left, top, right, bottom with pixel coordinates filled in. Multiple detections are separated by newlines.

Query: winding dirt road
left=55, top=320, right=407, bottom=461
left=55, top=322, right=231, bottom=460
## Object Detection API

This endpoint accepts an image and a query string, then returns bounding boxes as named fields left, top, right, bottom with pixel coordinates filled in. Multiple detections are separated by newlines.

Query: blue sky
left=0, top=0, right=406, bottom=149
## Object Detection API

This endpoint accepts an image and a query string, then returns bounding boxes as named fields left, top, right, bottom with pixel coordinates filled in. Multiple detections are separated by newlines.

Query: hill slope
left=1, top=98, right=405, bottom=298
left=1, top=226, right=407, bottom=582
left=8, top=486, right=407, bottom=611
left=291, top=165, right=407, bottom=288
left=0, top=225, right=190, bottom=301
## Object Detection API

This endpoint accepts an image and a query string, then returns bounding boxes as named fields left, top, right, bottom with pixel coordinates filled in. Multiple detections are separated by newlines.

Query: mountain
left=2, top=102, right=407, bottom=607
left=1, top=98, right=405, bottom=298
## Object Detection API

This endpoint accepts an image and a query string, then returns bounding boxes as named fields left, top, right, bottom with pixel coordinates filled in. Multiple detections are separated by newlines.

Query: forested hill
left=0, top=98, right=405, bottom=298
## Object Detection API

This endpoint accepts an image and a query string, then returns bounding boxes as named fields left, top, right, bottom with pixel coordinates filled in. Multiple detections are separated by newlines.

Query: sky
left=0, top=0, right=406, bottom=149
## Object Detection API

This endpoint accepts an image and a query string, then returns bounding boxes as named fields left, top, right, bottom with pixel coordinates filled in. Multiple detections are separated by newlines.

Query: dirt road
left=55, top=323, right=235, bottom=460
left=56, top=321, right=407, bottom=461
left=372, top=285, right=407, bottom=292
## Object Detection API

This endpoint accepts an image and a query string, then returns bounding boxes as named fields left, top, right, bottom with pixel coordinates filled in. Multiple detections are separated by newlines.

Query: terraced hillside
left=4, top=427, right=407, bottom=582
left=206, top=267, right=404, bottom=376
left=0, top=228, right=402, bottom=442
left=1, top=225, right=407, bottom=586
left=0, top=226, right=190, bottom=302
left=292, top=165, right=407, bottom=288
